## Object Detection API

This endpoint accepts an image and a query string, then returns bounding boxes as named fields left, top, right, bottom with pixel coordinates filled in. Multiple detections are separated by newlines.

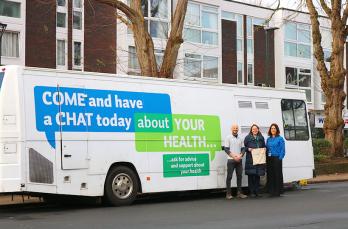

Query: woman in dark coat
left=244, top=124, right=266, bottom=197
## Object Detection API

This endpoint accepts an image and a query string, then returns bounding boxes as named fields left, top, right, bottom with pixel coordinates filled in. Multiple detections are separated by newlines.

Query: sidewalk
left=0, top=194, right=41, bottom=206
left=308, top=173, right=348, bottom=184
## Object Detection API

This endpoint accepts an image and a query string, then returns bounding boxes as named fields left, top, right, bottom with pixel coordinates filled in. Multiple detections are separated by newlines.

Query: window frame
left=56, top=11, right=67, bottom=28
left=281, top=99, right=310, bottom=141
left=237, top=62, right=244, bottom=84
left=285, top=66, right=312, bottom=103
left=73, top=40, right=83, bottom=70
left=247, top=62, right=254, bottom=85
left=128, top=46, right=165, bottom=75
left=127, top=0, right=170, bottom=39
left=184, top=53, right=218, bottom=80
left=184, top=2, right=218, bottom=46
left=73, top=0, right=83, bottom=30
left=57, top=0, right=66, bottom=7
left=284, top=22, right=311, bottom=59
left=1, top=31, right=19, bottom=58
left=0, top=0, right=21, bottom=18
left=56, top=39, right=67, bottom=68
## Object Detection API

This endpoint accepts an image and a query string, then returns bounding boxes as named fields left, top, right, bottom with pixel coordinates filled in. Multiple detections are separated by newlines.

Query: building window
left=246, top=17, right=253, bottom=37
left=184, top=53, right=201, bottom=78
left=247, top=39, right=253, bottom=54
left=128, top=46, right=164, bottom=74
left=247, top=63, right=253, bottom=84
left=73, top=41, right=82, bottom=67
left=236, top=14, right=243, bottom=52
left=57, top=12, right=66, bottom=28
left=284, top=22, right=311, bottom=59
left=237, top=62, right=243, bottom=84
left=321, top=92, right=326, bottom=104
left=184, top=2, right=218, bottom=45
left=73, top=11, right=82, bottom=30
left=73, top=0, right=82, bottom=8
left=203, top=56, right=218, bottom=78
left=57, top=0, right=66, bottom=7
left=0, top=0, right=20, bottom=18
left=184, top=53, right=218, bottom=79
left=128, top=46, right=140, bottom=74
left=321, top=29, right=332, bottom=63
left=285, top=67, right=312, bottom=102
left=221, top=11, right=235, bottom=21
left=57, top=40, right=66, bottom=66
left=281, top=99, right=309, bottom=141
left=1, top=31, right=19, bottom=57
left=73, top=0, right=83, bottom=30
left=128, top=0, right=169, bottom=38
left=150, top=21, right=168, bottom=39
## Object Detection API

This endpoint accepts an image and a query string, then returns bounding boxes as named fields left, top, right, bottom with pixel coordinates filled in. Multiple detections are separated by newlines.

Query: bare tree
left=94, top=0, right=188, bottom=78
left=305, top=0, right=347, bottom=156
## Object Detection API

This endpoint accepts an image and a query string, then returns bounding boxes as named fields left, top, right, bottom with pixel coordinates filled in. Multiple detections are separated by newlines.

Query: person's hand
left=248, top=148, right=253, bottom=152
left=234, top=154, right=242, bottom=161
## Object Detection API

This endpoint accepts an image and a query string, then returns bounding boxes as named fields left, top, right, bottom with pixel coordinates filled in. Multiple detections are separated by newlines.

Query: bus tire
left=104, top=166, right=139, bottom=206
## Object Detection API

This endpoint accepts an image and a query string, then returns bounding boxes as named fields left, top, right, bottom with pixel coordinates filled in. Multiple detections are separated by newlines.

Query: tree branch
left=319, top=0, right=332, bottom=17
left=116, top=13, right=132, bottom=28
left=94, top=0, right=138, bottom=22
left=159, top=0, right=188, bottom=78
left=306, top=0, right=329, bottom=80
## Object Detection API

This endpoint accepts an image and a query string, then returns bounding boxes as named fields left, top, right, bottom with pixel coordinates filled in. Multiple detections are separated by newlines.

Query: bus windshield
left=0, top=72, right=4, bottom=90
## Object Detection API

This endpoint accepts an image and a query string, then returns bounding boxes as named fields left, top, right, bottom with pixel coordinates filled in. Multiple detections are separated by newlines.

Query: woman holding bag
left=244, top=124, right=266, bottom=197
left=266, top=123, right=285, bottom=197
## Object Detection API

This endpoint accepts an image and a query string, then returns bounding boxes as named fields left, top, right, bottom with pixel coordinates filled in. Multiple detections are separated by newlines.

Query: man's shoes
left=226, top=194, right=233, bottom=200
left=237, top=192, right=248, bottom=199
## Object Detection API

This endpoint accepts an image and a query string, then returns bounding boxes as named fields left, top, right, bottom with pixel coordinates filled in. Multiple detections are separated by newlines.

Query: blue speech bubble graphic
left=34, top=86, right=172, bottom=148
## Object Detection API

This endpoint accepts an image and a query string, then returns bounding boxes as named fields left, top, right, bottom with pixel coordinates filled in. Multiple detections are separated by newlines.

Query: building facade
left=1, top=0, right=347, bottom=128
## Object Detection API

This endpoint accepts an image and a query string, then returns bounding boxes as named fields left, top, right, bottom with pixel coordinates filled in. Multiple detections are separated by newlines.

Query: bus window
left=0, top=72, right=4, bottom=90
left=281, top=99, right=309, bottom=140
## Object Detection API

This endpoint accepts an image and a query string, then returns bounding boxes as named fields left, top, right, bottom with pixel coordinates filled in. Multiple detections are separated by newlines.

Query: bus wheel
left=104, top=166, right=139, bottom=206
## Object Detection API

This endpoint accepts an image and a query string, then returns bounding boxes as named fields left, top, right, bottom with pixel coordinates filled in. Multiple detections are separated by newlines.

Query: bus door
left=58, top=85, right=89, bottom=170
left=280, top=99, right=313, bottom=181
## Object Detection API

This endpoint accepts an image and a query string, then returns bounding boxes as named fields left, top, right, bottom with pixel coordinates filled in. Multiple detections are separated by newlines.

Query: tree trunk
left=306, top=0, right=347, bottom=157
left=132, top=23, right=159, bottom=77
left=159, top=0, right=188, bottom=78
left=323, top=88, right=345, bottom=157
left=130, top=0, right=158, bottom=77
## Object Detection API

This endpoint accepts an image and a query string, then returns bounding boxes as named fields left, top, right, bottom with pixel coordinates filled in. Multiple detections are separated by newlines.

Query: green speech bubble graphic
left=163, top=154, right=210, bottom=177
left=135, top=114, right=221, bottom=160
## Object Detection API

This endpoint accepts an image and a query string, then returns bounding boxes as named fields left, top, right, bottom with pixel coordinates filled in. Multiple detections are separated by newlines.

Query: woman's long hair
left=249, top=124, right=260, bottom=135
left=268, top=123, right=280, bottom=137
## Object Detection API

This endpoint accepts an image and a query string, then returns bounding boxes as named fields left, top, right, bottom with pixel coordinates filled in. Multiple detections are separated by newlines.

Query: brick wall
left=221, top=20, right=237, bottom=84
left=84, top=1, right=116, bottom=74
left=25, top=0, right=56, bottom=68
left=254, top=25, right=275, bottom=87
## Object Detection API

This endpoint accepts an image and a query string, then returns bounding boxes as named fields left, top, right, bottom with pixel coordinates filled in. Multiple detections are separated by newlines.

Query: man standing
left=224, top=124, right=247, bottom=199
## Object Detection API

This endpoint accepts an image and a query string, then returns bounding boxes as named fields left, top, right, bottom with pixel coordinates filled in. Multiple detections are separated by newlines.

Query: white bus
left=0, top=66, right=314, bottom=206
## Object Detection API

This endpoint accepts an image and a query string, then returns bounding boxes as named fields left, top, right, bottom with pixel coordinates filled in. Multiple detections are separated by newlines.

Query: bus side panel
left=22, top=72, right=58, bottom=194
left=0, top=67, right=24, bottom=193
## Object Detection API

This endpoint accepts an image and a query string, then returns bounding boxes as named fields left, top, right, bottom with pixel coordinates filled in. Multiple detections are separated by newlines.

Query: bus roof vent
left=238, top=101, right=252, bottom=108
left=255, top=102, right=269, bottom=109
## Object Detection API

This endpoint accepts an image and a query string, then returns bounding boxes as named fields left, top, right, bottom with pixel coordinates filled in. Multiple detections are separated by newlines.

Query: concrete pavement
left=0, top=182, right=348, bottom=229
left=1, top=173, right=348, bottom=205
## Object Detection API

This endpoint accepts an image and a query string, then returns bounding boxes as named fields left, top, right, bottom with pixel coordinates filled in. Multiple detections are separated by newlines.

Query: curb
left=307, top=178, right=348, bottom=184
left=0, top=195, right=41, bottom=206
